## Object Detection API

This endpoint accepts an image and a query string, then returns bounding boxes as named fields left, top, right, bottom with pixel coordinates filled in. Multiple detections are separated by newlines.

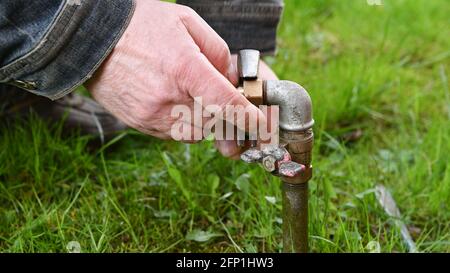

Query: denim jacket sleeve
left=176, top=0, right=284, bottom=55
left=0, top=0, right=135, bottom=100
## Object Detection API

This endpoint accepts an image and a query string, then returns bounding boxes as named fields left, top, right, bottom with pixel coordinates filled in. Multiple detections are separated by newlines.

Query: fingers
left=180, top=8, right=238, bottom=86
left=215, top=140, right=241, bottom=160
left=259, top=59, right=279, bottom=80
left=177, top=53, right=267, bottom=138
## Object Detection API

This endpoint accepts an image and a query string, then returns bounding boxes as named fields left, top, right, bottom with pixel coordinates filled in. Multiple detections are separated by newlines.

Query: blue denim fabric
left=177, top=0, right=284, bottom=55
left=0, top=1, right=64, bottom=67
left=0, top=0, right=135, bottom=100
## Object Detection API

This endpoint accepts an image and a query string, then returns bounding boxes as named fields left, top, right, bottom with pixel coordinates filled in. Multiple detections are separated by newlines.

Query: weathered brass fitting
left=243, top=80, right=264, bottom=106
left=238, top=49, right=264, bottom=106
left=280, top=129, right=314, bottom=185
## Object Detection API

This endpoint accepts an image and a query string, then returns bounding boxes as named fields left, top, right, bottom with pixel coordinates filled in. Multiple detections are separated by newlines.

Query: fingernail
left=227, top=63, right=239, bottom=87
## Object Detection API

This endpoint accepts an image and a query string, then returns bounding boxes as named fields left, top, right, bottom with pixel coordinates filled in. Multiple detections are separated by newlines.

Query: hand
left=214, top=55, right=279, bottom=159
left=86, top=0, right=264, bottom=153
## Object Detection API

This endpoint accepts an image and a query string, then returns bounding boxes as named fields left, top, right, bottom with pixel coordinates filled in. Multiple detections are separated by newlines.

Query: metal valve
left=236, top=49, right=314, bottom=253
left=241, top=145, right=306, bottom=178
left=237, top=49, right=264, bottom=106
left=237, top=50, right=307, bottom=179
left=235, top=50, right=265, bottom=148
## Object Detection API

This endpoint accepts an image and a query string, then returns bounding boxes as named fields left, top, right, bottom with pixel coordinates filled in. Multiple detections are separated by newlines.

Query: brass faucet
left=237, top=49, right=314, bottom=253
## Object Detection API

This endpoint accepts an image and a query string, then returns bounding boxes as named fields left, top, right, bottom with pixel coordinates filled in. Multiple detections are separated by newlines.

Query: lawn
left=0, top=0, right=449, bottom=252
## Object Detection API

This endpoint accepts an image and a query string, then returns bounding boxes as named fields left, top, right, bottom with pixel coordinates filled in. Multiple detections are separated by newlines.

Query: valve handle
left=238, top=49, right=260, bottom=80
left=236, top=49, right=264, bottom=147
left=240, top=145, right=306, bottom=178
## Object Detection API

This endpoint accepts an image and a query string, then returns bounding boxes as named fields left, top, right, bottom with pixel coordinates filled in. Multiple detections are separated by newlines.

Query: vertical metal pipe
left=280, top=129, right=313, bottom=253
left=282, top=181, right=309, bottom=253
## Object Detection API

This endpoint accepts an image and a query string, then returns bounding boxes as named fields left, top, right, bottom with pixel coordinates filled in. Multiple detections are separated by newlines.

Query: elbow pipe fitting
left=238, top=49, right=314, bottom=133
left=264, top=80, right=314, bottom=132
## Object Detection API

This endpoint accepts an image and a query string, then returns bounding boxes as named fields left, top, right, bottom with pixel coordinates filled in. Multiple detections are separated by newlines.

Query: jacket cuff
left=177, top=1, right=283, bottom=55
left=0, top=0, right=135, bottom=100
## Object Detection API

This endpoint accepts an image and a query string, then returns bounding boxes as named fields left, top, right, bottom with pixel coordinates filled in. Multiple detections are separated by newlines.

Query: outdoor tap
left=237, top=49, right=314, bottom=253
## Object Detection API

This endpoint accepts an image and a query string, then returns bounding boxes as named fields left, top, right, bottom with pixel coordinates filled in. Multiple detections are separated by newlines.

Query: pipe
left=264, top=80, right=314, bottom=253
left=236, top=49, right=314, bottom=252
left=264, top=80, right=314, bottom=132
left=282, top=182, right=308, bottom=253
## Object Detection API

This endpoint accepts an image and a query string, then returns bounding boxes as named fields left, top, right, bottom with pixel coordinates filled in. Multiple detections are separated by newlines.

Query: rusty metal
left=241, top=145, right=305, bottom=178
left=280, top=130, right=314, bottom=185
left=243, top=80, right=264, bottom=106
left=279, top=161, right=306, bottom=178
left=241, top=148, right=263, bottom=163
left=282, top=182, right=308, bottom=253
left=262, top=155, right=277, bottom=172
left=237, top=49, right=314, bottom=253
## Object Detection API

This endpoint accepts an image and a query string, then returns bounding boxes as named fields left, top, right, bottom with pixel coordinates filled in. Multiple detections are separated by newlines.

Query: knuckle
left=218, top=41, right=231, bottom=59
left=219, top=91, right=243, bottom=110
left=214, top=42, right=231, bottom=72
left=178, top=6, right=197, bottom=21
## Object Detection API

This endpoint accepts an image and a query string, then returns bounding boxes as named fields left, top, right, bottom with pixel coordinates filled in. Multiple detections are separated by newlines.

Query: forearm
left=177, top=0, right=284, bottom=55
left=0, top=0, right=135, bottom=100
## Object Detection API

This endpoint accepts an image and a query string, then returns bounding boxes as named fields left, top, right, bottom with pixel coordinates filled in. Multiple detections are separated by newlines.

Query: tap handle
left=238, top=49, right=260, bottom=80
left=240, top=145, right=306, bottom=178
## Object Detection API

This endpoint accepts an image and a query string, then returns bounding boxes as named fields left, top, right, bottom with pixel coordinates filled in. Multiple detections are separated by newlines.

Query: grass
left=0, top=0, right=449, bottom=252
